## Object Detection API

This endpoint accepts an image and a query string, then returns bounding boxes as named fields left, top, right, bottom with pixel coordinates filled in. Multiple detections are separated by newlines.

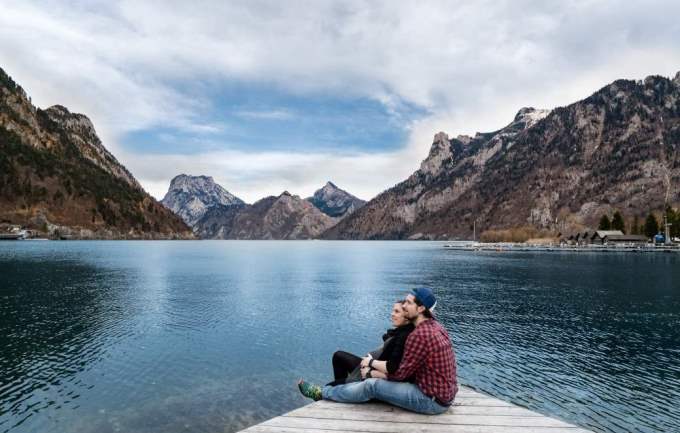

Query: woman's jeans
left=322, top=378, right=450, bottom=415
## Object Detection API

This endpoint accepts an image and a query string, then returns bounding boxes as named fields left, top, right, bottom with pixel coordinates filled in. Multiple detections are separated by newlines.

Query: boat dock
left=443, top=243, right=680, bottom=253
left=238, top=385, right=593, bottom=433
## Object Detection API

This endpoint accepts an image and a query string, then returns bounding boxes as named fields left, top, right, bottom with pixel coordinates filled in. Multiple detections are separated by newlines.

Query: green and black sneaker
left=297, top=379, right=322, bottom=401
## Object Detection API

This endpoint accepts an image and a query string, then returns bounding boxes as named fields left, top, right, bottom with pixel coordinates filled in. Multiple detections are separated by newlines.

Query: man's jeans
left=322, top=378, right=450, bottom=415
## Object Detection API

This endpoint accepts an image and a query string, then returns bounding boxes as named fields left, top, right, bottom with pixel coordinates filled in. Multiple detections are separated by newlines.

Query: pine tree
left=644, top=213, right=659, bottom=238
left=667, top=207, right=679, bottom=238
left=598, top=214, right=611, bottom=230
left=631, top=216, right=640, bottom=235
left=611, top=211, right=625, bottom=233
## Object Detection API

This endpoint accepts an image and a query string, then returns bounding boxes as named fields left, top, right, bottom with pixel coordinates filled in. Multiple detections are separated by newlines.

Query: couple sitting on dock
left=298, top=288, right=458, bottom=415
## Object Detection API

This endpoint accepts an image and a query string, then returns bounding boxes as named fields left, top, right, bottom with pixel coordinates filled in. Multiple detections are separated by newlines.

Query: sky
left=1, top=0, right=680, bottom=203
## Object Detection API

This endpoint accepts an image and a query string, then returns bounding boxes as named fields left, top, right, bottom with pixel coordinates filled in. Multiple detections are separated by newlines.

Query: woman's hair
left=394, top=299, right=406, bottom=305
left=412, top=297, right=433, bottom=318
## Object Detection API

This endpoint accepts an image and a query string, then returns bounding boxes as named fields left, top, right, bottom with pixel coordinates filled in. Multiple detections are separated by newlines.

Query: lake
left=1, top=241, right=679, bottom=433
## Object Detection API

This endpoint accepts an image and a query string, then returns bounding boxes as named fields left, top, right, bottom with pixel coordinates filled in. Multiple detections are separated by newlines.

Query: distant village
left=561, top=210, right=677, bottom=247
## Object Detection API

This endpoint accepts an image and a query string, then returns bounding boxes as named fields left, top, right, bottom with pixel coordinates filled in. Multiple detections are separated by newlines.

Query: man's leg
left=323, top=379, right=449, bottom=415
left=322, top=378, right=377, bottom=403
left=371, top=380, right=449, bottom=415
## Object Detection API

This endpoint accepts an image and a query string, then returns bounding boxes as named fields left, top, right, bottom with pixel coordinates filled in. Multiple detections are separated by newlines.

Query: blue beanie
left=411, top=287, right=437, bottom=311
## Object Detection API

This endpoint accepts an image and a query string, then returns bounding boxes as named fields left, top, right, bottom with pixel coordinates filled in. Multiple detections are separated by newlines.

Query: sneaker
left=297, top=379, right=322, bottom=401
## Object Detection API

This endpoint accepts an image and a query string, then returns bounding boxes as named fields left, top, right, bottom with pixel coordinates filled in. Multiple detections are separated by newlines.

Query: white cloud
left=2, top=0, right=680, bottom=201
left=127, top=148, right=407, bottom=203
left=234, top=109, right=295, bottom=120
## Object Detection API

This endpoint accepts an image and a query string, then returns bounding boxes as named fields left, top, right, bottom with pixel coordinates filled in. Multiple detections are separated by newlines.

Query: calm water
left=1, top=241, right=679, bottom=433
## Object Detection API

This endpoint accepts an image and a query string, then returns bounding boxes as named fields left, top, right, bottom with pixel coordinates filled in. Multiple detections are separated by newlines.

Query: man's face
left=402, top=294, right=421, bottom=320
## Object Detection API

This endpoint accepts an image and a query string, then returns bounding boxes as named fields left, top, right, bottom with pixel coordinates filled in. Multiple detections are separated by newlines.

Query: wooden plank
left=238, top=385, right=593, bottom=433
left=243, top=427, right=589, bottom=433
left=309, top=402, right=544, bottom=417
left=254, top=417, right=590, bottom=433
left=313, top=396, right=518, bottom=410
left=281, top=410, right=578, bottom=428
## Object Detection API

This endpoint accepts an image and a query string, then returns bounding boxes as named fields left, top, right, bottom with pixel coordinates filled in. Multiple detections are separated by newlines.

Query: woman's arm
left=369, top=369, right=387, bottom=379
left=360, top=366, right=387, bottom=380
left=369, top=359, right=388, bottom=374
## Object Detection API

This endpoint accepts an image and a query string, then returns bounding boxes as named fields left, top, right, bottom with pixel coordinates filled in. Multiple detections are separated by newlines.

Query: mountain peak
left=419, top=132, right=453, bottom=176
left=307, top=182, right=365, bottom=218
left=162, top=175, right=243, bottom=227
left=513, top=107, right=551, bottom=128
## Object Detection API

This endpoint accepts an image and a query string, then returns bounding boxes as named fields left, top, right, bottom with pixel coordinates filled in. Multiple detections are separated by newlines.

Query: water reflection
left=0, top=258, right=132, bottom=432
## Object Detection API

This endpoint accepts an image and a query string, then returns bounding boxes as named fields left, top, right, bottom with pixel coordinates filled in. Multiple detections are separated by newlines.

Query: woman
left=298, top=299, right=414, bottom=400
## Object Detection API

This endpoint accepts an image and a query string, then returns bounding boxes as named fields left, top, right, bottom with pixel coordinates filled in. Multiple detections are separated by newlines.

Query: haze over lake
left=1, top=241, right=679, bottom=433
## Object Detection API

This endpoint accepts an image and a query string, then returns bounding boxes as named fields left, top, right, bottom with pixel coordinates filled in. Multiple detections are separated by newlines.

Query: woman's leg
left=332, top=351, right=362, bottom=382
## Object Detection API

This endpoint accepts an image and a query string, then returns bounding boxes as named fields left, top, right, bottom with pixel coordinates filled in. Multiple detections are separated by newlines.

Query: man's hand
left=360, top=366, right=371, bottom=379
left=360, top=354, right=372, bottom=368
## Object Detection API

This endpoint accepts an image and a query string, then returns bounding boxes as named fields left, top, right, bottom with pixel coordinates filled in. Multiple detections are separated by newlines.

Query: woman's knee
left=332, top=351, right=346, bottom=363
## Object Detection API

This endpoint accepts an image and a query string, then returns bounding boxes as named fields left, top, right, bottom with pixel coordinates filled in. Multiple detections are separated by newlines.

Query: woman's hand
left=360, top=355, right=372, bottom=368
left=360, top=366, right=371, bottom=379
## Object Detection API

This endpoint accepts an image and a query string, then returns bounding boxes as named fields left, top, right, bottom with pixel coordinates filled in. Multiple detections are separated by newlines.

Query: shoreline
left=444, top=242, right=680, bottom=253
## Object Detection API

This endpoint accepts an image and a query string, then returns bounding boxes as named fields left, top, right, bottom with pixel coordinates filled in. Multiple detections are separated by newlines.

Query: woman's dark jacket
left=377, top=323, right=415, bottom=374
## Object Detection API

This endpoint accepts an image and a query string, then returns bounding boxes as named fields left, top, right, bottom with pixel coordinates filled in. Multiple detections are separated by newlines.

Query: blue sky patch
left=122, top=80, right=429, bottom=155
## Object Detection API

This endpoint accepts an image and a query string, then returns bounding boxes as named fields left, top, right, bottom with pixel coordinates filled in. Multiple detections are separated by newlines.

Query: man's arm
left=387, top=332, right=428, bottom=381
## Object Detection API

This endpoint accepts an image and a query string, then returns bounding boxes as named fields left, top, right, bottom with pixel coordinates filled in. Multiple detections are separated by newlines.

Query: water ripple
left=1, top=242, right=679, bottom=433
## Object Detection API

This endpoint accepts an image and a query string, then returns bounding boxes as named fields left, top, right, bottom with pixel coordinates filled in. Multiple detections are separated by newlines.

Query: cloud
left=234, top=109, right=294, bottom=120
left=126, top=148, right=409, bottom=203
left=2, top=0, right=680, bottom=201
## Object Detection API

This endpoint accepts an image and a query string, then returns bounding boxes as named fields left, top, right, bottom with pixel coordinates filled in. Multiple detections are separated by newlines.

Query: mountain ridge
left=195, top=190, right=336, bottom=239
left=323, top=72, right=680, bottom=240
left=0, top=67, right=193, bottom=239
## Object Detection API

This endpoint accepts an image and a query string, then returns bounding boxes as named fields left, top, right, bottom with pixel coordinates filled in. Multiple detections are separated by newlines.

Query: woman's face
left=391, top=302, right=409, bottom=327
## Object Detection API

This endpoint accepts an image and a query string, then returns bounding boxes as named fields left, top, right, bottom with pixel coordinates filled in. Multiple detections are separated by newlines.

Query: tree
left=598, top=214, right=611, bottom=230
left=630, top=215, right=640, bottom=235
left=667, top=206, right=679, bottom=238
left=645, top=213, right=659, bottom=238
left=611, top=211, right=625, bottom=233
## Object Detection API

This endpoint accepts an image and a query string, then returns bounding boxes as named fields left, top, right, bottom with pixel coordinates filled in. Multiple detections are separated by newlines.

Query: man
left=298, top=287, right=458, bottom=415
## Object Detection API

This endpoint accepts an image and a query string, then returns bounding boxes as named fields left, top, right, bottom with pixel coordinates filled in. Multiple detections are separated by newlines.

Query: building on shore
left=576, top=230, right=594, bottom=245
left=603, top=234, right=648, bottom=245
left=561, top=230, right=649, bottom=246
left=590, top=230, right=624, bottom=244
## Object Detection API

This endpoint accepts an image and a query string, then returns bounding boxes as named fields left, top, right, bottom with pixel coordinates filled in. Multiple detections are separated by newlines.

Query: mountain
left=324, top=72, right=680, bottom=240
left=161, top=174, right=244, bottom=227
left=306, top=181, right=366, bottom=218
left=195, top=191, right=337, bottom=239
left=0, top=67, right=192, bottom=239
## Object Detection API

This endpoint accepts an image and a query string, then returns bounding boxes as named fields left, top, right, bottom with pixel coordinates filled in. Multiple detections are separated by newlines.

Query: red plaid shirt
left=388, top=319, right=457, bottom=404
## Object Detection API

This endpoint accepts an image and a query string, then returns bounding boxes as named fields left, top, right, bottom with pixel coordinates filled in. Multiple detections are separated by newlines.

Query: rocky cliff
left=0, top=67, right=193, bottom=239
left=306, top=181, right=365, bottom=218
left=195, top=191, right=336, bottom=239
left=324, top=72, right=680, bottom=240
left=161, top=174, right=244, bottom=227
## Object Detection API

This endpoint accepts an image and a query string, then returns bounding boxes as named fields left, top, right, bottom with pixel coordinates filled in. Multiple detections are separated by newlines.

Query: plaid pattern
left=388, top=319, right=457, bottom=404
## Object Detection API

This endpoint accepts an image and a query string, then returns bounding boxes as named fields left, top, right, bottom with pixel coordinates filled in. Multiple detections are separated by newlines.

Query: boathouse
left=603, top=234, right=648, bottom=245
left=590, top=230, right=624, bottom=244
left=576, top=230, right=593, bottom=245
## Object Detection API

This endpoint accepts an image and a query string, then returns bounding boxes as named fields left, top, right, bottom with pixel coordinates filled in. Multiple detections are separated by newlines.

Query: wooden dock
left=238, top=385, right=593, bottom=433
